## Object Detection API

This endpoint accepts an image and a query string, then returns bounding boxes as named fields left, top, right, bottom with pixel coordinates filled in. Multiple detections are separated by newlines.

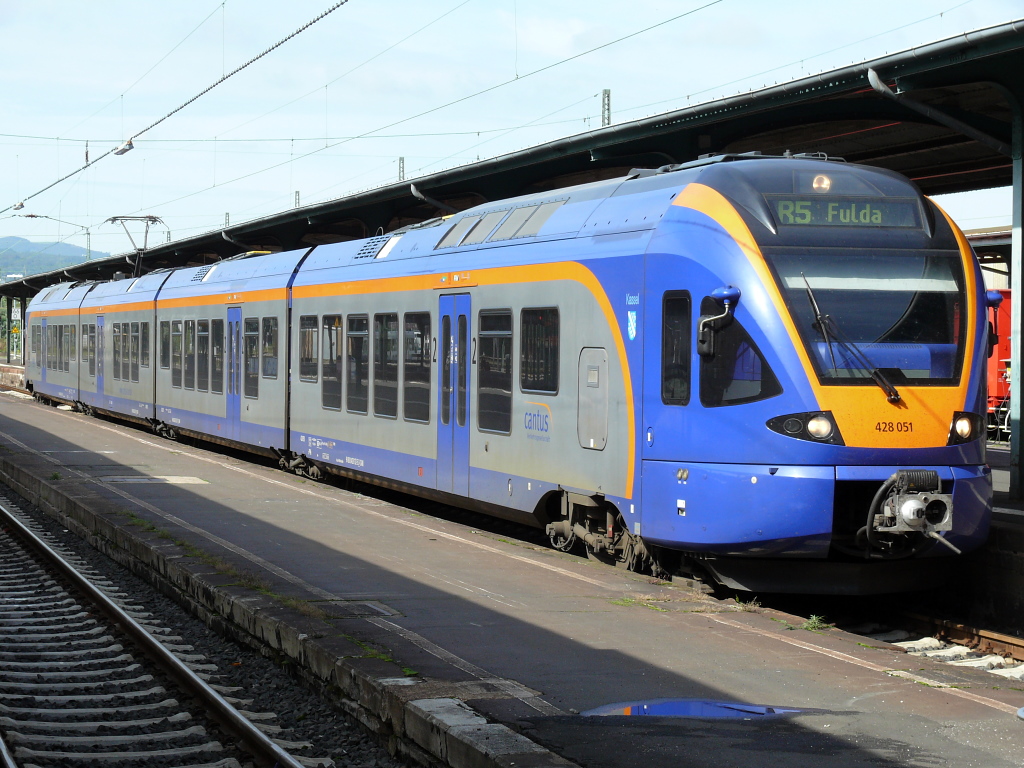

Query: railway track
left=0, top=493, right=326, bottom=768
left=829, top=610, right=1024, bottom=685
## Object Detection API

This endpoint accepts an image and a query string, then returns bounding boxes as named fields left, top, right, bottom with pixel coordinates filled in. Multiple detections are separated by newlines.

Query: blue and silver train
left=26, top=153, right=996, bottom=593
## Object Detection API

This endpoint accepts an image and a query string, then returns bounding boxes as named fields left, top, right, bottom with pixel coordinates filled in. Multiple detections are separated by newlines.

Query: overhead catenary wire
left=135, top=0, right=727, bottom=215
left=60, top=1, right=226, bottom=138
left=222, top=0, right=475, bottom=139
left=0, top=0, right=351, bottom=216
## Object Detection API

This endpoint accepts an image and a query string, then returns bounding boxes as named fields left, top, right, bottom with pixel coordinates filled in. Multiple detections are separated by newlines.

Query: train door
left=641, top=289, right=691, bottom=461
left=40, top=318, right=47, bottom=384
left=96, top=316, right=104, bottom=394
left=227, top=307, right=242, bottom=441
left=436, top=294, right=471, bottom=496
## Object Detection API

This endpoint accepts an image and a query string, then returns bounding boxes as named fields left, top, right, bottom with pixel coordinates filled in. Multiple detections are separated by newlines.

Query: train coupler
left=868, top=470, right=956, bottom=554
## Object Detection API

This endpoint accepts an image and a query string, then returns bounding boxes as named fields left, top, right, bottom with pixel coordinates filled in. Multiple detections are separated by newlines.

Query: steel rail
left=897, top=611, right=1024, bottom=662
left=0, top=732, right=17, bottom=768
left=0, top=499, right=306, bottom=768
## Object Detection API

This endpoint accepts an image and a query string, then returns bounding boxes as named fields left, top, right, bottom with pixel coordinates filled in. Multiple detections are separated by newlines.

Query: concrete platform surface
left=1, top=391, right=1022, bottom=768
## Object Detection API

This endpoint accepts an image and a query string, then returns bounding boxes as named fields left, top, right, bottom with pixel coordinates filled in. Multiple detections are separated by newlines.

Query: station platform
left=0, top=390, right=1021, bottom=768
left=988, top=444, right=1024, bottom=519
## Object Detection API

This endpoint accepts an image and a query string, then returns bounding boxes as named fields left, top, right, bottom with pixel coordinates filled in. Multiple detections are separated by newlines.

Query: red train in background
left=988, top=287, right=1011, bottom=440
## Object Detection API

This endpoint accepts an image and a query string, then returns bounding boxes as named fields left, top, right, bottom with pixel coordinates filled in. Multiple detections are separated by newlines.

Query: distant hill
left=0, top=237, right=111, bottom=280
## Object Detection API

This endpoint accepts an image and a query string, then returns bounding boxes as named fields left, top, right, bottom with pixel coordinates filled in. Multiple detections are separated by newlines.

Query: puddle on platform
left=581, top=698, right=803, bottom=719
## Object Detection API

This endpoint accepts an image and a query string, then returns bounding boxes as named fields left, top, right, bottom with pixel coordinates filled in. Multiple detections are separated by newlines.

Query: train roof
left=27, top=154, right=937, bottom=308
left=298, top=168, right=694, bottom=277
left=156, top=249, right=309, bottom=298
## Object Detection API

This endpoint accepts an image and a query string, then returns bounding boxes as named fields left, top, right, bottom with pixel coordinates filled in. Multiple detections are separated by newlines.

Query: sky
left=0, top=0, right=1020, bottom=258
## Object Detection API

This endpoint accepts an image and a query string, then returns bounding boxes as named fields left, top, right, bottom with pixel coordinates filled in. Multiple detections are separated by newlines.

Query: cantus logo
left=524, top=402, right=552, bottom=442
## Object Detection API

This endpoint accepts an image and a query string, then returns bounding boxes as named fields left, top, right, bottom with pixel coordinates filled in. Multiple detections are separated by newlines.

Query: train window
left=513, top=200, right=564, bottom=239
left=160, top=321, right=171, bottom=368
left=184, top=320, right=196, bottom=389
left=662, top=292, right=691, bottom=405
left=488, top=206, right=538, bottom=242
left=520, top=308, right=558, bottom=394
left=69, top=324, right=76, bottom=364
left=112, top=324, right=121, bottom=380
left=299, top=315, right=318, bottom=382
left=64, top=324, right=72, bottom=371
left=211, top=319, right=224, bottom=394
left=140, top=322, right=150, bottom=367
left=441, top=316, right=451, bottom=426
left=130, top=322, right=140, bottom=382
left=120, top=322, right=129, bottom=381
left=347, top=315, right=369, bottom=414
left=243, top=317, right=259, bottom=399
left=460, top=210, right=509, bottom=246
left=261, top=317, right=279, bottom=379
left=457, top=315, right=467, bottom=427
left=373, top=313, right=399, bottom=418
left=436, top=215, right=481, bottom=249
left=197, top=321, right=210, bottom=392
left=699, top=297, right=781, bottom=407
left=171, top=320, right=182, bottom=388
left=321, top=315, right=342, bottom=410
left=403, top=312, right=431, bottom=423
left=478, top=310, right=513, bottom=434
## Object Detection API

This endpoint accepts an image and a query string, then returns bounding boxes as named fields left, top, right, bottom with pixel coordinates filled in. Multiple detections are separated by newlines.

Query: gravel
left=5, top=493, right=411, bottom=768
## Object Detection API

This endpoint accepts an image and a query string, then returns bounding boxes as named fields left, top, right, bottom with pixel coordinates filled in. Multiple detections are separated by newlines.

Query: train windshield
left=763, top=248, right=967, bottom=386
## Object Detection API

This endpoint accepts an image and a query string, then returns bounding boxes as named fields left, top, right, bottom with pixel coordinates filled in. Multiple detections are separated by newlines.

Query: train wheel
left=585, top=543, right=617, bottom=565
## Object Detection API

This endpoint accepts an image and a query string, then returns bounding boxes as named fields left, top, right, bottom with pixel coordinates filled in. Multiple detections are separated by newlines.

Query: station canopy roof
left=4, top=18, right=1022, bottom=299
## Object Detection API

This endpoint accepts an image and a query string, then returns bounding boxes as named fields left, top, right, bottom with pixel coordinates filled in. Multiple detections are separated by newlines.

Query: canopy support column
left=1010, top=90, right=1023, bottom=498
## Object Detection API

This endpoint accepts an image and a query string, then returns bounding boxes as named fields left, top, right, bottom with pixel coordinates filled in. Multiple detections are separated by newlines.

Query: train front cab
left=639, top=157, right=992, bottom=593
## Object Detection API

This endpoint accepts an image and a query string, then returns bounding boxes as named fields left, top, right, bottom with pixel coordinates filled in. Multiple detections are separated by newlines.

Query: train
left=987, top=288, right=1011, bottom=440
left=25, top=152, right=999, bottom=594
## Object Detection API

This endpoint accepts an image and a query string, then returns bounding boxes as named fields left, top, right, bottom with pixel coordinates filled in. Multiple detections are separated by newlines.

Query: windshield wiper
left=800, top=273, right=902, bottom=404
left=802, top=273, right=838, bottom=375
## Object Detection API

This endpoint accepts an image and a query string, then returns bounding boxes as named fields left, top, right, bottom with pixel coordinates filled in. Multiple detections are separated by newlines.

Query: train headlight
left=806, top=415, right=833, bottom=439
left=766, top=412, right=844, bottom=445
left=812, top=174, right=832, bottom=192
left=947, top=412, right=983, bottom=445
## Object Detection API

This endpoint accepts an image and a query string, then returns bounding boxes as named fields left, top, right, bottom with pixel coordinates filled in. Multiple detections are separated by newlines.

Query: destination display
left=765, top=195, right=920, bottom=228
